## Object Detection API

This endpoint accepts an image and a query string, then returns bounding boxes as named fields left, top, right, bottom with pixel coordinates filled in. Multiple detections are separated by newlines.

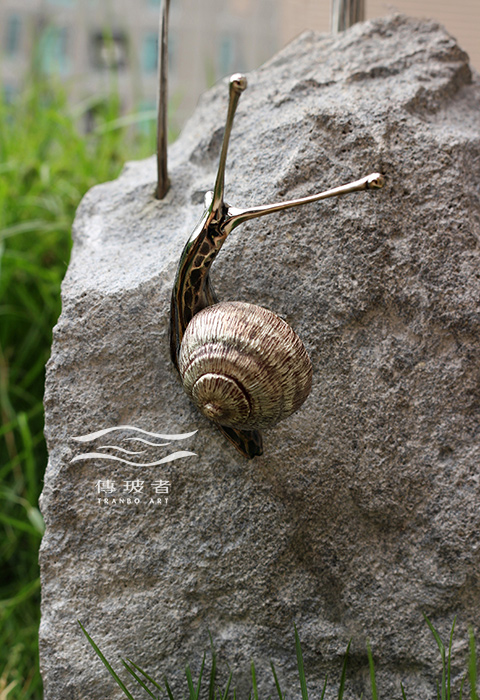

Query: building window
left=6, top=15, right=21, bottom=56
left=39, top=27, right=69, bottom=75
left=92, top=31, right=128, bottom=70
left=142, top=33, right=158, bottom=73
left=218, top=35, right=235, bottom=76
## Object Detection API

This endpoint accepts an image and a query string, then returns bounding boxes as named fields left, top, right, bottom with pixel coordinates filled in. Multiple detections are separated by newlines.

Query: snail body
left=169, top=74, right=384, bottom=459
left=179, top=301, right=312, bottom=431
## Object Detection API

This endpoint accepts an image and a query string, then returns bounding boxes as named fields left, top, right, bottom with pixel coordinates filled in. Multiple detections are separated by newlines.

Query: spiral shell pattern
left=179, top=301, right=312, bottom=430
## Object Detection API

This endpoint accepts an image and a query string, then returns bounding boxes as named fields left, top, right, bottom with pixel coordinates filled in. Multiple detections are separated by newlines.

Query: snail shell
left=178, top=301, right=312, bottom=430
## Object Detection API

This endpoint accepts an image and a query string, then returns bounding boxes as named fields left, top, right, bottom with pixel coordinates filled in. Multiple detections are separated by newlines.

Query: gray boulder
left=40, top=14, right=480, bottom=699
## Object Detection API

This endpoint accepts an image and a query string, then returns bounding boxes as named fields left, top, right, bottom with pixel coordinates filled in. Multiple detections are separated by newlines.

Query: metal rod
left=223, top=172, right=385, bottom=233
left=211, top=74, right=247, bottom=221
left=156, top=0, right=170, bottom=199
left=331, top=0, right=365, bottom=33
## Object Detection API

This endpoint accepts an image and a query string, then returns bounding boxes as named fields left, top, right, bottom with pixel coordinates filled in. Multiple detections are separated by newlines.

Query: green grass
left=80, top=617, right=479, bottom=700
left=0, top=76, right=157, bottom=700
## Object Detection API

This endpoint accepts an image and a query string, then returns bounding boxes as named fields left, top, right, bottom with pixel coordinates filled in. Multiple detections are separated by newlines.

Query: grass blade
left=17, top=411, right=36, bottom=504
left=125, top=658, right=165, bottom=693
left=320, top=674, right=328, bottom=700
left=186, top=665, right=196, bottom=700
left=78, top=621, right=136, bottom=700
left=270, top=661, right=284, bottom=700
left=251, top=660, right=259, bottom=700
left=0, top=510, right=42, bottom=537
left=122, top=659, right=159, bottom=699
left=424, top=614, right=446, bottom=700
left=221, top=671, right=233, bottom=700
left=337, top=639, right=351, bottom=700
left=367, top=641, right=378, bottom=700
left=164, top=676, right=176, bottom=700
left=196, top=652, right=206, bottom=699
left=294, top=623, right=309, bottom=700
left=447, top=617, right=456, bottom=700
left=400, top=681, right=408, bottom=700
left=424, top=613, right=446, bottom=660
left=469, top=629, right=478, bottom=700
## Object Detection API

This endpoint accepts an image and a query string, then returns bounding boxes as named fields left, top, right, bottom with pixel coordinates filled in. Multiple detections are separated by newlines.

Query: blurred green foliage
left=0, top=77, right=156, bottom=699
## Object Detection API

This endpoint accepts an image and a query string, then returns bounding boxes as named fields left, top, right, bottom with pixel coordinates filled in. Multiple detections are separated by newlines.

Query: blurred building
left=0, top=0, right=278, bottom=133
left=0, top=0, right=478, bottom=133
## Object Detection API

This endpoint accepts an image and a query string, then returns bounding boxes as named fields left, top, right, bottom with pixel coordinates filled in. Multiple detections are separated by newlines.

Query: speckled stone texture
left=40, top=14, right=480, bottom=700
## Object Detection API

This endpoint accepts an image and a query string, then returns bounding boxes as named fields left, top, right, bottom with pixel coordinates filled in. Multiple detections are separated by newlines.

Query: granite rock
left=40, top=14, right=480, bottom=699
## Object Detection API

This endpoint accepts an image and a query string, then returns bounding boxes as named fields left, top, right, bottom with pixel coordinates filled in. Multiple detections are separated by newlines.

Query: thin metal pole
left=331, top=0, right=365, bottom=33
left=156, top=0, right=170, bottom=199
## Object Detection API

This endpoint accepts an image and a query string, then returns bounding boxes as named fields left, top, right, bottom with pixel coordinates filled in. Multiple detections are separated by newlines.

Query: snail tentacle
left=222, top=173, right=385, bottom=234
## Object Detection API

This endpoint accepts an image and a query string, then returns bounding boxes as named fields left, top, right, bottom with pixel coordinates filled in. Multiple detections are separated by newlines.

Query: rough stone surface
left=40, top=15, right=480, bottom=700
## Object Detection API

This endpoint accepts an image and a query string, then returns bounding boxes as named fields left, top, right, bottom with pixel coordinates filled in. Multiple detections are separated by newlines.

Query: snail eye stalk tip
left=230, top=73, right=248, bottom=93
left=367, top=173, right=385, bottom=189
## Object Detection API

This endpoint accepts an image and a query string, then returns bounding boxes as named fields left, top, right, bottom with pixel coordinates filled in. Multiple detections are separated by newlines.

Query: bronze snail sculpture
left=169, top=74, right=385, bottom=459
left=154, top=2, right=385, bottom=458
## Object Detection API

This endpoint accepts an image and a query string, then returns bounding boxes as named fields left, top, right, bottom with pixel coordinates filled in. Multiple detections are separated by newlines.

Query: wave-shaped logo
left=71, top=426, right=198, bottom=466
